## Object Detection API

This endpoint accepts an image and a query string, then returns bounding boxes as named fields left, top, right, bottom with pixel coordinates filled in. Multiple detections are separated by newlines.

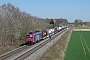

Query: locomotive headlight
left=30, top=35, right=32, bottom=37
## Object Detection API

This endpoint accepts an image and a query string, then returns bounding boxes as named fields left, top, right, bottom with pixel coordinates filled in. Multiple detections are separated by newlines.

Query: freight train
left=26, top=26, right=68, bottom=45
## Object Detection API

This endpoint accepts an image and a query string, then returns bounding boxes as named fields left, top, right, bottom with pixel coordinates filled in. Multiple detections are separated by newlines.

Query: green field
left=64, top=31, right=90, bottom=60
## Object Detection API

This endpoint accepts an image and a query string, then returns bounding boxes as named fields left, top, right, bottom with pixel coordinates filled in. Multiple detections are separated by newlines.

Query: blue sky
left=0, top=0, right=90, bottom=22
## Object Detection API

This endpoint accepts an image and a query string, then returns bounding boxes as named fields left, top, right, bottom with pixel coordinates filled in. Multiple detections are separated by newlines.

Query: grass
left=44, top=51, right=59, bottom=60
left=64, top=31, right=90, bottom=60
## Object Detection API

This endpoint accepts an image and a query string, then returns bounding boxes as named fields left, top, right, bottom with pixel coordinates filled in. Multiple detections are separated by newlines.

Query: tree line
left=0, top=3, right=49, bottom=54
left=74, top=19, right=90, bottom=27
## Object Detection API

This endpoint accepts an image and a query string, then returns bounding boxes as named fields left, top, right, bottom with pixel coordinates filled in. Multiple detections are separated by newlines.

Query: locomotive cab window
left=26, top=35, right=33, bottom=38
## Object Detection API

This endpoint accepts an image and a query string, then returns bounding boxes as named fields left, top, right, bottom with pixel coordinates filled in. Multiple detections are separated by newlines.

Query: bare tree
left=0, top=3, right=50, bottom=54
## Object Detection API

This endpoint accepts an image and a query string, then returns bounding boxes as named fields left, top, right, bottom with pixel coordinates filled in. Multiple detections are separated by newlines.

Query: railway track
left=0, top=45, right=30, bottom=60
left=0, top=28, right=67, bottom=60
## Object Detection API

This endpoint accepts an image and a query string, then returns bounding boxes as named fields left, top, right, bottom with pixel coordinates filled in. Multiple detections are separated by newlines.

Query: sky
left=0, top=0, right=90, bottom=22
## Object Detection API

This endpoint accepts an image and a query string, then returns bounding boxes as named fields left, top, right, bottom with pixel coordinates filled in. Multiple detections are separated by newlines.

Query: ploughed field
left=64, top=31, right=90, bottom=60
